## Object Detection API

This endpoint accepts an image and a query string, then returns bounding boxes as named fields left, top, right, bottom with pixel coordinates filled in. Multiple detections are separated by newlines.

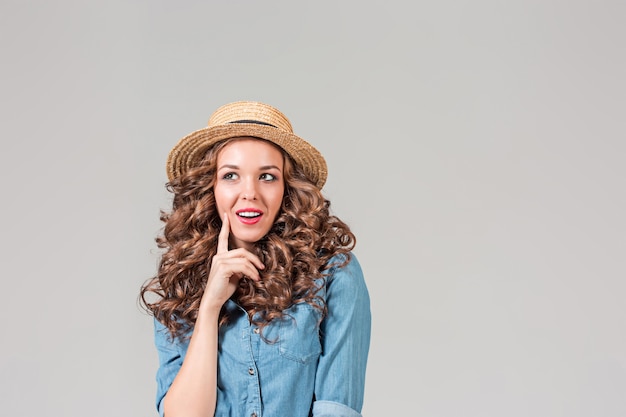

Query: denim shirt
left=153, top=253, right=371, bottom=417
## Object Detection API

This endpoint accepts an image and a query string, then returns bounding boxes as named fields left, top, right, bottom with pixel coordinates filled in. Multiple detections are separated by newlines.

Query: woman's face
left=214, top=138, right=285, bottom=251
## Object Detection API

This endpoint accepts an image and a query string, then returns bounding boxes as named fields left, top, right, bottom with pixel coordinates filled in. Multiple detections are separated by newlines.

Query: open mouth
left=237, top=211, right=262, bottom=218
left=235, top=208, right=263, bottom=224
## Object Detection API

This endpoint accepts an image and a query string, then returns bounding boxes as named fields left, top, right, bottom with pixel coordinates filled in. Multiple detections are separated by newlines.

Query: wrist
left=198, top=300, right=223, bottom=320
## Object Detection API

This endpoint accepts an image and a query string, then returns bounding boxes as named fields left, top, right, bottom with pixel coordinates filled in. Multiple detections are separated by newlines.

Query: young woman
left=140, top=101, right=371, bottom=417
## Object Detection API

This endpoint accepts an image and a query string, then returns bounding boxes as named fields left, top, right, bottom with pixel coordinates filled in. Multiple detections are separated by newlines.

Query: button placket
left=244, top=316, right=261, bottom=417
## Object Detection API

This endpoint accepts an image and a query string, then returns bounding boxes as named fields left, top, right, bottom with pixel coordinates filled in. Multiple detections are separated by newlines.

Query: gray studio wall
left=1, top=1, right=625, bottom=416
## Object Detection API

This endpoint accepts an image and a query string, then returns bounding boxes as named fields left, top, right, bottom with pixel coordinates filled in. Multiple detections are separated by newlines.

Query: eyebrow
left=217, top=164, right=282, bottom=171
left=259, top=165, right=282, bottom=171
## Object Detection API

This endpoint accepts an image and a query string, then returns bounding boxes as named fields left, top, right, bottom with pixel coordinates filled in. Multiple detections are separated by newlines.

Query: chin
left=233, top=232, right=268, bottom=248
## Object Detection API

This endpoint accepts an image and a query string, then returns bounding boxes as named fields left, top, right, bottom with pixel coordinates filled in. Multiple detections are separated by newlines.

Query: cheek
left=213, top=186, right=234, bottom=212
left=269, top=189, right=285, bottom=212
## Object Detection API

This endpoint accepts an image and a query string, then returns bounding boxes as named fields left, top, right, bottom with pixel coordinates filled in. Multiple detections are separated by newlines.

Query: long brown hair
left=140, top=138, right=355, bottom=340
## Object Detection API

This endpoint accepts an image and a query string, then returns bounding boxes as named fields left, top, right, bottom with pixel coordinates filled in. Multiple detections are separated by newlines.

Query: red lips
left=235, top=208, right=264, bottom=225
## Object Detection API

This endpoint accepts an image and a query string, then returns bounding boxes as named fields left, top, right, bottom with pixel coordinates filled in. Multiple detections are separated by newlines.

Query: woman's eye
left=260, top=173, right=277, bottom=181
left=222, top=172, right=238, bottom=180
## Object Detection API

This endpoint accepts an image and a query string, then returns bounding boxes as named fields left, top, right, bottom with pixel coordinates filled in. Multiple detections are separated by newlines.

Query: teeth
left=238, top=211, right=261, bottom=218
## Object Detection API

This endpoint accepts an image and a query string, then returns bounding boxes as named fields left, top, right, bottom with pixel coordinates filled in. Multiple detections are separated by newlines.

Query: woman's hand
left=164, top=213, right=258, bottom=417
left=200, top=213, right=265, bottom=313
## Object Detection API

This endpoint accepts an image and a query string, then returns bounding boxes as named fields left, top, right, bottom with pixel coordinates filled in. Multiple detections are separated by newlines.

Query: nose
left=241, top=178, right=258, bottom=201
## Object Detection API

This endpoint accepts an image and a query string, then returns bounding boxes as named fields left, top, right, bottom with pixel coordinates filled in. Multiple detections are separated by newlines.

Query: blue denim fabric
left=153, top=253, right=371, bottom=417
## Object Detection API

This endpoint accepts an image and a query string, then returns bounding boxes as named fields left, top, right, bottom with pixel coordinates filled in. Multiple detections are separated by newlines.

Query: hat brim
left=166, top=123, right=327, bottom=188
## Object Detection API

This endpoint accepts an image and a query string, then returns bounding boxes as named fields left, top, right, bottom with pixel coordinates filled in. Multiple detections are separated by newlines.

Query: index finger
left=217, top=213, right=230, bottom=254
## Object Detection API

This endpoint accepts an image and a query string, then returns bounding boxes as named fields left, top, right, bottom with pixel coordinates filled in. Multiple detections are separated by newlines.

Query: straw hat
left=166, top=101, right=328, bottom=188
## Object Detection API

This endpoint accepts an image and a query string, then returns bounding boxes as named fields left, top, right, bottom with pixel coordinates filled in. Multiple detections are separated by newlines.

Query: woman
left=140, top=101, right=371, bottom=417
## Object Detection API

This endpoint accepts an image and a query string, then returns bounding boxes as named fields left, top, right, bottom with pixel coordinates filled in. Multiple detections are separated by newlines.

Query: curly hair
left=140, top=137, right=355, bottom=340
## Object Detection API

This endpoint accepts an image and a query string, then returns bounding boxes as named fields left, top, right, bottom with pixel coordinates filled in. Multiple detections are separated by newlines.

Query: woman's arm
left=152, top=307, right=227, bottom=417
left=313, top=253, right=372, bottom=417
left=157, top=214, right=264, bottom=417
left=160, top=308, right=220, bottom=417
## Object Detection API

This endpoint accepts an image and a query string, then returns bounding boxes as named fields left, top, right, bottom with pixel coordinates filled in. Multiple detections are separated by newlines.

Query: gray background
left=1, top=1, right=624, bottom=416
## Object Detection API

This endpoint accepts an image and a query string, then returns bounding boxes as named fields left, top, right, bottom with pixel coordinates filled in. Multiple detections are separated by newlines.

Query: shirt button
left=248, top=368, right=255, bottom=375
left=253, top=327, right=260, bottom=334
left=251, top=413, right=257, bottom=417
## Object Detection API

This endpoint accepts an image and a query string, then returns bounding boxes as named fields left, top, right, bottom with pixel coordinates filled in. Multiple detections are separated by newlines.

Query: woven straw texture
left=166, top=101, right=327, bottom=188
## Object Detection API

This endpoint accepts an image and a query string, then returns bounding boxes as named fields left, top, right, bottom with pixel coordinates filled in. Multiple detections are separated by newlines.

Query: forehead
left=217, top=137, right=284, bottom=164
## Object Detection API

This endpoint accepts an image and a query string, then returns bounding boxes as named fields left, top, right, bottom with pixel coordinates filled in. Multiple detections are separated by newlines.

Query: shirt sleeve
left=153, top=318, right=186, bottom=417
left=313, top=253, right=372, bottom=416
